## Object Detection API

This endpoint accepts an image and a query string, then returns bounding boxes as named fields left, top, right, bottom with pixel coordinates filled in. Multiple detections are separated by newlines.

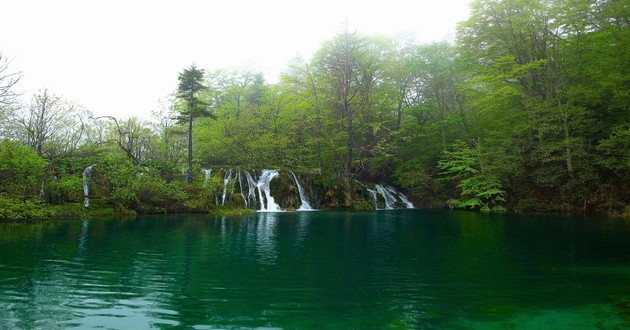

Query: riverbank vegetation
left=1, top=0, right=628, bottom=220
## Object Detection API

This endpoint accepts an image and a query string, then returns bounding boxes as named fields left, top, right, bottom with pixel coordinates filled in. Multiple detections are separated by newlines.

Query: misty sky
left=1, top=0, right=471, bottom=119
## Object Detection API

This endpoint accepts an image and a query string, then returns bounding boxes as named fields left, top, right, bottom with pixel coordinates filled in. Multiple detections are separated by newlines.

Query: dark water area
left=1, top=210, right=630, bottom=329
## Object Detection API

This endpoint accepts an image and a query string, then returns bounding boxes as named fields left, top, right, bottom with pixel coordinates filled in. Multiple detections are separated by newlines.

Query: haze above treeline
left=1, top=0, right=471, bottom=120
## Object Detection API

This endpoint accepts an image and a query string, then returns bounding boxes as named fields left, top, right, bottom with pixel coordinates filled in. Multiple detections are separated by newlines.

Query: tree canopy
left=0, top=0, right=628, bottom=219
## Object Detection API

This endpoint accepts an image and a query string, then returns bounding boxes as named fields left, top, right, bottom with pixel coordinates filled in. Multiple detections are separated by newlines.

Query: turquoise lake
left=1, top=210, right=630, bottom=329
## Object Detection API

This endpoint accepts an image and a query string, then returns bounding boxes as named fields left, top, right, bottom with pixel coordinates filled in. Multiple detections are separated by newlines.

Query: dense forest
left=1, top=0, right=628, bottom=220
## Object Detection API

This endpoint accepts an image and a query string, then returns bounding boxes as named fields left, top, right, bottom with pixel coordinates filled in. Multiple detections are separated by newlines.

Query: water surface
left=1, top=210, right=630, bottom=328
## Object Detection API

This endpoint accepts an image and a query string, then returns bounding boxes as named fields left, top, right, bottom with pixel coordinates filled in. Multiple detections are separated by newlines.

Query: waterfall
left=396, top=190, right=415, bottom=208
left=82, top=164, right=95, bottom=207
left=367, top=188, right=379, bottom=210
left=238, top=171, right=248, bottom=208
left=202, top=169, right=212, bottom=187
left=256, top=169, right=282, bottom=212
left=239, top=170, right=258, bottom=209
left=356, top=180, right=415, bottom=210
left=221, top=169, right=233, bottom=206
left=355, top=180, right=379, bottom=210
left=384, top=185, right=415, bottom=209
left=290, top=171, right=313, bottom=211
left=375, top=184, right=397, bottom=210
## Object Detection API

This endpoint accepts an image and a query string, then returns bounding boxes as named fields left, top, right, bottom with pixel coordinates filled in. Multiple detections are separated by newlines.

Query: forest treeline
left=0, top=0, right=628, bottom=219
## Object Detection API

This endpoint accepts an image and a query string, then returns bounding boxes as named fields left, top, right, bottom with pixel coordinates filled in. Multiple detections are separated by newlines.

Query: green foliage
left=0, top=139, right=47, bottom=197
left=210, top=206, right=255, bottom=216
left=177, top=64, right=209, bottom=117
left=394, top=157, right=444, bottom=208
left=350, top=199, right=375, bottom=211
left=439, top=141, right=506, bottom=211
left=449, top=174, right=506, bottom=211
left=135, top=171, right=187, bottom=214
left=50, top=202, right=86, bottom=217
left=95, top=153, right=187, bottom=213
left=0, top=195, right=55, bottom=220
left=438, top=140, right=479, bottom=179
left=46, top=174, right=83, bottom=204
left=1, top=0, right=628, bottom=215
left=598, top=124, right=630, bottom=173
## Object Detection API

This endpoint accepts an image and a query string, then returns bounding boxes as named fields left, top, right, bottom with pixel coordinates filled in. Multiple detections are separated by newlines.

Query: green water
left=1, top=210, right=630, bottom=329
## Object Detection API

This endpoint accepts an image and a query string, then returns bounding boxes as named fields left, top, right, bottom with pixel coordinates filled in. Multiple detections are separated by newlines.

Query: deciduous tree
left=17, top=89, right=87, bottom=158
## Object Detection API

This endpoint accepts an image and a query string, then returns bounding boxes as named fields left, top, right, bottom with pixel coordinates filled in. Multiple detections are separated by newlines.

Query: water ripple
left=2, top=212, right=630, bottom=329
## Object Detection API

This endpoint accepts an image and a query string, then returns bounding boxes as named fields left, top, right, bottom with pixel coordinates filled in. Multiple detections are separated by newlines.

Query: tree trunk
left=396, top=98, right=403, bottom=130
left=344, top=115, right=354, bottom=206
left=187, top=114, right=193, bottom=183
left=563, top=113, right=574, bottom=178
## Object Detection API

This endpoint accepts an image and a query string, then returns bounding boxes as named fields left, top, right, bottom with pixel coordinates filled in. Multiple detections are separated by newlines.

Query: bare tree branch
left=0, top=54, right=21, bottom=106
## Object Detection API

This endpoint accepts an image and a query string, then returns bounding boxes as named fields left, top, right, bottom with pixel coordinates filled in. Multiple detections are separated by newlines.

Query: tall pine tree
left=176, top=64, right=211, bottom=183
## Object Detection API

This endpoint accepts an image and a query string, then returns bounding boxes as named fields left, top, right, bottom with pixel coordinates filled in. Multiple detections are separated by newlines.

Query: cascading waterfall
left=367, top=188, right=379, bottom=210
left=397, top=191, right=415, bottom=208
left=375, top=184, right=397, bottom=210
left=238, top=171, right=248, bottom=208
left=82, top=164, right=95, bottom=207
left=357, top=180, right=415, bottom=210
left=257, top=169, right=282, bottom=212
left=384, top=185, right=415, bottom=209
left=221, top=169, right=233, bottom=206
left=289, top=170, right=313, bottom=211
left=196, top=169, right=414, bottom=211
left=238, top=170, right=258, bottom=209
left=355, top=180, right=379, bottom=210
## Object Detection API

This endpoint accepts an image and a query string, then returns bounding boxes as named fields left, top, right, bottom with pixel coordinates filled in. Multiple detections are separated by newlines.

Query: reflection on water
left=255, top=212, right=278, bottom=265
left=1, top=210, right=630, bottom=328
left=78, top=220, right=89, bottom=253
left=294, top=212, right=310, bottom=249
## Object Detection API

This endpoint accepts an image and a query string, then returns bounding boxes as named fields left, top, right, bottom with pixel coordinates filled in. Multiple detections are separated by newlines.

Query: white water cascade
left=257, top=169, right=282, bottom=212
left=357, top=180, right=415, bottom=210
left=367, top=188, right=379, bottom=210
left=397, top=191, right=415, bottom=208
left=355, top=180, right=379, bottom=210
left=221, top=169, right=233, bottom=206
left=376, top=184, right=398, bottom=210
left=238, top=170, right=258, bottom=209
left=82, top=164, right=95, bottom=207
left=289, top=171, right=313, bottom=211
left=385, top=185, right=415, bottom=209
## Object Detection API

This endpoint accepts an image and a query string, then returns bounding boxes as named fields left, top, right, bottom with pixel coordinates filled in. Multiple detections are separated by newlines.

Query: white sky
left=1, top=0, right=471, bottom=119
